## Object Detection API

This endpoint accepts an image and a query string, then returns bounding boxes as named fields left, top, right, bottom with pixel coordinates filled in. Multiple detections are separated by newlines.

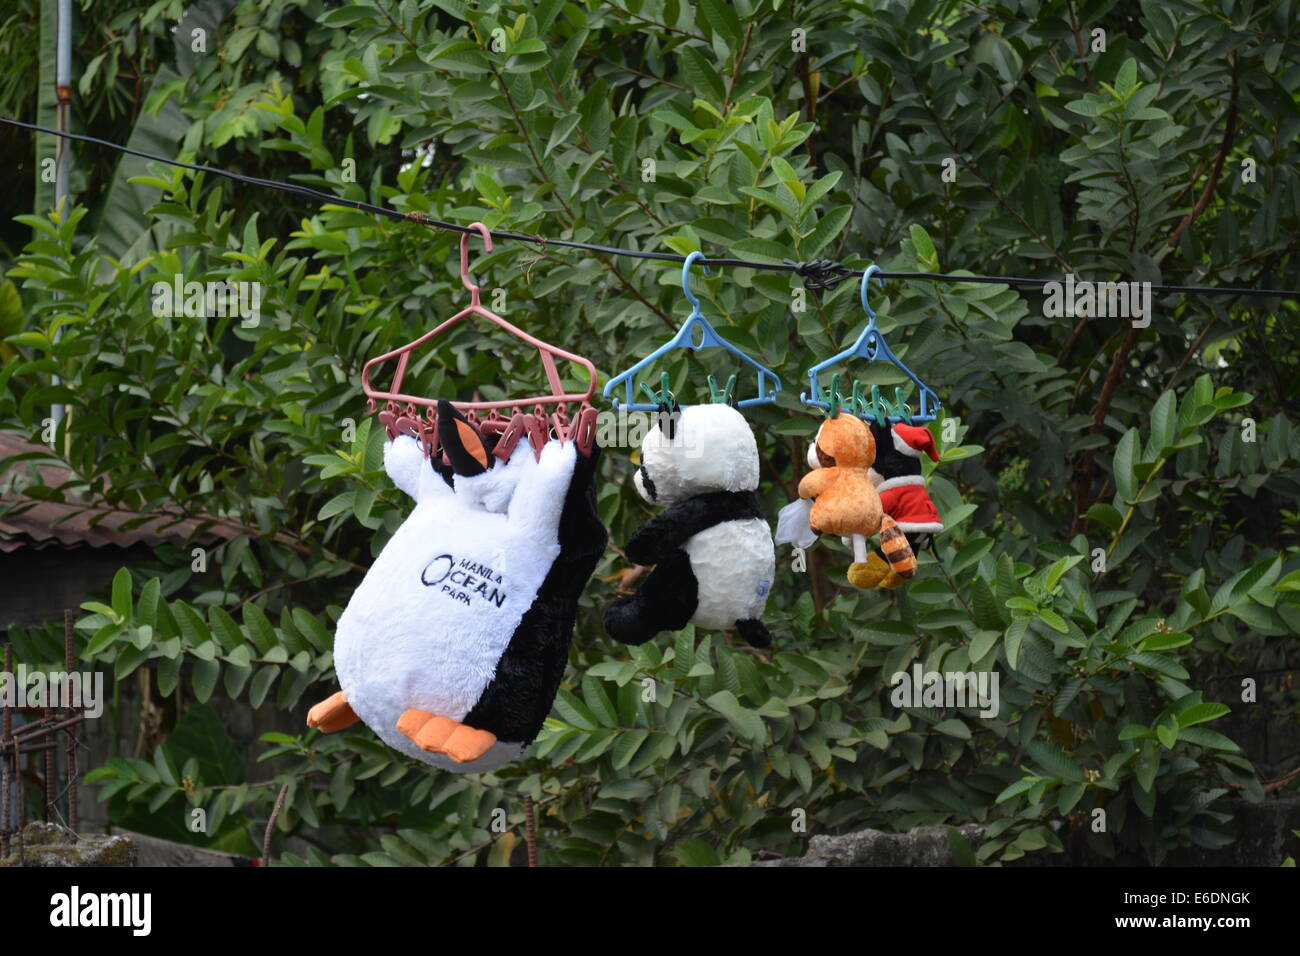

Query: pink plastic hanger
left=362, top=223, right=599, bottom=459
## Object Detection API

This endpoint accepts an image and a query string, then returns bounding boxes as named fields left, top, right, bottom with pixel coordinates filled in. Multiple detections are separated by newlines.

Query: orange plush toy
left=798, top=413, right=915, bottom=588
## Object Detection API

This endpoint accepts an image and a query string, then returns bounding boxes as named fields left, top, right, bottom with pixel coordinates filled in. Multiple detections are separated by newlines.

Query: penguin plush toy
left=604, top=403, right=775, bottom=649
left=307, top=400, right=606, bottom=773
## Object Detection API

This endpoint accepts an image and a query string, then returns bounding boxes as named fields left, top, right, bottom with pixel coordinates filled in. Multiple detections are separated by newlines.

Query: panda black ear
left=655, top=401, right=679, bottom=441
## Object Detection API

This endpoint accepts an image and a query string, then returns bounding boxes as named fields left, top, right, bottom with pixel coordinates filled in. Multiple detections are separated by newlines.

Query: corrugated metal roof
left=0, top=432, right=238, bottom=552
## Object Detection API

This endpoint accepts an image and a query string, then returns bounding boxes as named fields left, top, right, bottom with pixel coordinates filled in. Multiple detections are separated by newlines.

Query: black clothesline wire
left=4, top=115, right=1298, bottom=301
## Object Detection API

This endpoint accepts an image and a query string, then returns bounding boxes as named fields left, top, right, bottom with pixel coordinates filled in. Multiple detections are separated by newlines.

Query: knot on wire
left=784, top=258, right=852, bottom=292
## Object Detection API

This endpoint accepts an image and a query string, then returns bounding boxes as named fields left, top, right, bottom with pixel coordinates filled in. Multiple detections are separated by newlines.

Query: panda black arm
left=625, top=491, right=763, bottom=565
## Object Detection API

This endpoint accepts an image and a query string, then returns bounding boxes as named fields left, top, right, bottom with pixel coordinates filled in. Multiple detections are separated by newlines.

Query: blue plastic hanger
left=800, top=264, right=940, bottom=423
left=604, top=251, right=783, bottom=411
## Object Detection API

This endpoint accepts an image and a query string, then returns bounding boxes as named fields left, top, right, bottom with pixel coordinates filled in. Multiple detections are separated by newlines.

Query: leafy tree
left=2, top=0, right=1297, bottom=865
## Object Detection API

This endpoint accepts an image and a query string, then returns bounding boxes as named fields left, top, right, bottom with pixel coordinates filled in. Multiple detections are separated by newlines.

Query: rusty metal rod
left=8, top=719, right=62, bottom=740
left=0, top=740, right=57, bottom=756
left=14, top=725, right=23, bottom=864
left=43, top=695, right=53, bottom=822
left=65, top=610, right=77, bottom=835
left=9, top=714, right=85, bottom=741
left=1, top=643, right=10, bottom=858
left=524, top=794, right=538, bottom=867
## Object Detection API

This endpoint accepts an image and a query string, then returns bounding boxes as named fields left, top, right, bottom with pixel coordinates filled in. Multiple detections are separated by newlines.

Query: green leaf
left=1027, top=740, right=1083, bottom=781
left=800, top=205, right=852, bottom=257
left=995, top=778, right=1036, bottom=803
left=580, top=675, right=618, bottom=727
left=1211, top=557, right=1282, bottom=616
left=1115, top=58, right=1138, bottom=96
left=908, top=223, right=938, bottom=270
left=318, top=491, right=356, bottom=521
left=1177, top=702, right=1229, bottom=728
left=971, top=577, right=1005, bottom=629
left=157, top=654, right=181, bottom=697
left=677, top=46, right=726, bottom=105
left=674, top=838, right=721, bottom=867
left=705, top=691, right=765, bottom=742
left=137, top=578, right=162, bottom=628
left=611, top=729, right=649, bottom=770
left=1004, top=618, right=1028, bottom=669
left=1135, top=745, right=1160, bottom=792
left=969, top=629, right=1000, bottom=662
left=111, top=567, right=133, bottom=622
left=553, top=689, right=599, bottom=730
left=209, top=607, right=244, bottom=653
left=1177, top=727, right=1241, bottom=752
left=1147, top=390, right=1176, bottom=457
left=698, top=0, right=742, bottom=46
left=243, top=604, right=278, bottom=655
left=933, top=719, right=971, bottom=740
left=191, top=658, right=220, bottom=704
left=1043, top=555, right=1083, bottom=590
left=1038, top=609, right=1069, bottom=633
left=248, top=666, right=278, bottom=708
left=1140, top=631, right=1192, bottom=652
left=1112, top=428, right=1139, bottom=503
left=85, top=623, right=124, bottom=656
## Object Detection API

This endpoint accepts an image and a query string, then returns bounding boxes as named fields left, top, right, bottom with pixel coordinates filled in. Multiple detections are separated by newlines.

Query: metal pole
left=8, top=644, right=23, bottom=863
left=1, top=643, right=10, bottom=858
left=49, top=0, right=72, bottom=449
left=64, top=610, right=77, bottom=834
left=43, top=708, right=53, bottom=823
left=14, top=732, right=22, bottom=864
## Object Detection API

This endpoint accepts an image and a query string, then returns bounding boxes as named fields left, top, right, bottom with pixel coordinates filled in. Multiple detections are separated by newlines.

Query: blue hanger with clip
left=800, top=264, right=940, bottom=424
left=604, top=251, right=783, bottom=411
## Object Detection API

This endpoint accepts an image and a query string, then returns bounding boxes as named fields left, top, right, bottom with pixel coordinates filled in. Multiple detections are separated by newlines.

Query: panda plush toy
left=604, top=403, right=775, bottom=648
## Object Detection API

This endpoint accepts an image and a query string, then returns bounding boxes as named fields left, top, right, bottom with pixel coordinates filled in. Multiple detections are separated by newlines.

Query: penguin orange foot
left=397, top=709, right=498, bottom=764
left=307, top=691, right=359, bottom=732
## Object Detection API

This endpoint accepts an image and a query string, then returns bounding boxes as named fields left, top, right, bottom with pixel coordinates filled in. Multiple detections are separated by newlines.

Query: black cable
left=4, top=115, right=1298, bottom=300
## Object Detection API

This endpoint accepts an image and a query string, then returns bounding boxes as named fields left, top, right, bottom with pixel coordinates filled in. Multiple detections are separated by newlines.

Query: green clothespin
left=639, top=371, right=674, bottom=408
left=825, top=373, right=843, bottom=418
left=708, top=373, right=738, bottom=405
left=893, top=387, right=913, bottom=424
left=849, top=381, right=868, bottom=419
left=869, top=384, right=891, bottom=424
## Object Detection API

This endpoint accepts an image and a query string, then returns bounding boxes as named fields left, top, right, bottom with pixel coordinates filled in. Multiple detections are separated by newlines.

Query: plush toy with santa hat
left=850, top=420, right=944, bottom=589
left=774, top=416, right=942, bottom=590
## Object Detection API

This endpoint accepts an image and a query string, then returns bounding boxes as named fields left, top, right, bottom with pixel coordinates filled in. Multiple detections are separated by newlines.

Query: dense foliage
left=2, top=0, right=1297, bottom=865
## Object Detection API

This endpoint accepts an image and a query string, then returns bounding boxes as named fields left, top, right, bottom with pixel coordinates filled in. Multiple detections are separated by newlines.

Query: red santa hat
left=891, top=423, right=939, bottom=461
